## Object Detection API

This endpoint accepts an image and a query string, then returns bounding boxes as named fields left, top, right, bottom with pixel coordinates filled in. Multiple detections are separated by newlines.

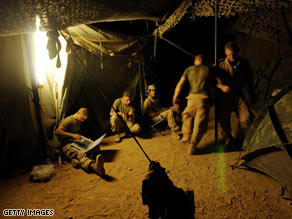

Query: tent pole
left=138, top=57, right=144, bottom=115
left=24, top=35, right=47, bottom=160
left=153, top=33, right=158, bottom=85
left=214, top=0, right=218, bottom=144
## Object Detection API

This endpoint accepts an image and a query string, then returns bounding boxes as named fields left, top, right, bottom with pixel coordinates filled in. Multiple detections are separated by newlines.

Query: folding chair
left=150, top=118, right=168, bottom=136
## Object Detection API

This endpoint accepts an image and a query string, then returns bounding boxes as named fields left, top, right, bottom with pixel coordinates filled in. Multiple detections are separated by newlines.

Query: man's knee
left=77, top=150, right=87, bottom=160
left=130, top=123, right=142, bottom=133
left=110, top=115, right=119, bottom=124
left=110, top=115, right=121, bottom=132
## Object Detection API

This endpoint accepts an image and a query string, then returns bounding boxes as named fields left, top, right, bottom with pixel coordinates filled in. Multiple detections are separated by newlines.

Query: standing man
left=110, top=91, right=142, bottom=143
left=55, top=108, right=105, bottom=176
left=172, top=55, right=214, bottom=155
left=144, top=85, right=181, bottom=140
left=216, top=41, right=255, bottom=147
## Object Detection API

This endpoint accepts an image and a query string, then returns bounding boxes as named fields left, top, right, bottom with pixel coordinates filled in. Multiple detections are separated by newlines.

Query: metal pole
left=214, top=0, right=218, bottom=144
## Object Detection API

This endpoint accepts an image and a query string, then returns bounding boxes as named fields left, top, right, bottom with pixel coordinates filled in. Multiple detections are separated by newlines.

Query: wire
left=159, top=36, right=195, bottom=58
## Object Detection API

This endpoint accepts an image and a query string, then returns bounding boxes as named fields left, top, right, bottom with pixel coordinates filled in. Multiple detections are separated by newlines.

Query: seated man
left=144, top=85, right=181, bottom=140
left=110, top=91, right=142, bottom=143
left=55, top=108, right=105, bottom=176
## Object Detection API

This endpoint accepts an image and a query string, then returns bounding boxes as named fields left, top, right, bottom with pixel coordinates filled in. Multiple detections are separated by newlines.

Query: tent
left=240, top=85, right=292, bottom=198
left=0, top=0, right=183, bottom=172
left=1, top=0, right=292, bottom=175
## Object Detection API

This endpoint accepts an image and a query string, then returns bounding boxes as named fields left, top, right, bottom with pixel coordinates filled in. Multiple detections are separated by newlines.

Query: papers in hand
left=71, top=133, right=106, bottom=153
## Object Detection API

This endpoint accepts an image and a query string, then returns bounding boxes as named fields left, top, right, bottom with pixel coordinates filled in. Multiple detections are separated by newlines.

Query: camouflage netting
left=0, top=0, right=180, bottom=36
left=153, top=0, right=292, bottom=43
left=153, top=0, right=193, bottom=37
left=190, top=0, right=292, bottom=44
left=1, top=0, right=292, bottom=43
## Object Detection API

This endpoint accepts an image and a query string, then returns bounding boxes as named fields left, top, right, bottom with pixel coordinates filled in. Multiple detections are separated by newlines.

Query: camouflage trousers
left=62, top=144, right=93, bottom=171
left=110, top=115, right=142, bottom=134
left=152, top=106, right=180, bottom=132
left=217, top=94, right=251, bottom=141
left=182, top=94, right=210, bottom=146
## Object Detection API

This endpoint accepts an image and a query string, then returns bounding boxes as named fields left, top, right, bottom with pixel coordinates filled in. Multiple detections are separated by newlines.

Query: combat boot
left=114, top=133, right=121, bottom=143
left=91, top=154, right=105, bottom=176
left=172, top=131, right=181, bottom=140
left=188, top=144, right=198, bottom=155
left=71, top=159, right=80, bottom=168
left=180, top=134, right=190, bottom=143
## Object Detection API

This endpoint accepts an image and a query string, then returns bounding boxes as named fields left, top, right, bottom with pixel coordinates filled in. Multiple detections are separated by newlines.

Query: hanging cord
left=159, top=36, right=195, bottom=58
left=230, top=150, right=243, bottom=170
left=60, top=32, right=152, bottom=163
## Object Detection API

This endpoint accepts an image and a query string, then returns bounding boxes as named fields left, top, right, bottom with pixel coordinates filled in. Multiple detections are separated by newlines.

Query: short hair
left=194, top=54, right=204, bottom=65
left=224, top=41, right=239, bottom=52
left=123, top=91, right=132, bottom=98
left=195, top=54, right=204, bottom=61
left=78, top=108, right=88, bottom=116
left=225, top=41, right=239, bottom=52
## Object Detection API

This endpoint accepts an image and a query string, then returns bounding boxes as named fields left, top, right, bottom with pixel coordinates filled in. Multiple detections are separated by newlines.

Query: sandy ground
left=1, top=106, right=292, bottom=219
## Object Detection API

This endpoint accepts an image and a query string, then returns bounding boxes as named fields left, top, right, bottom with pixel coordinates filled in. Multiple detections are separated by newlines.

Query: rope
left=159, top=36, right=195, bottom=58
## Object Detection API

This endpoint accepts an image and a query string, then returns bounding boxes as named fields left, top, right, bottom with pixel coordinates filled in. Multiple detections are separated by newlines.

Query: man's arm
left=110, top=99, right=123, bottom=117
left=172, top=76, right=187, bottom=106
left=55, top=125, right=81, bottom=140
left=216, top=77, right=232, bottom=93
left=144, top=99, right=161, bottom=118
left=128, top=109, right=135, bottom=122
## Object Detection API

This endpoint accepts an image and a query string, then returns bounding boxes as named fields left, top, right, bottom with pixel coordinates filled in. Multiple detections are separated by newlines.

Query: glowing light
left=33, top=15, right=67, bottom=88
left=34, top=33, right=46, bottom=86
left=216, top=146, right=227, bottom=193
left=36, top=15, right=41, bottom=31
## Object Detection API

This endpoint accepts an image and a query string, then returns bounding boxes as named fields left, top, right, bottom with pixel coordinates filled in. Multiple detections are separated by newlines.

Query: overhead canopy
left=190, top=0, right=292, bottom=44
left=63, top=24, right=149, bottom=56
left=0, top=0, right=181, bottom=36
left=1, top=0, right=292, bottom=44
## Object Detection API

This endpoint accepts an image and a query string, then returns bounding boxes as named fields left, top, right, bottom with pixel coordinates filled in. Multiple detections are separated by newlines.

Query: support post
left=214, top=0, right=219, bottom=144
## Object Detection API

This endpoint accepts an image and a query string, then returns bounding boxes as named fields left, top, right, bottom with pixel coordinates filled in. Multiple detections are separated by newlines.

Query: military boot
left=114, top=133, right=121, bottom=143
left=172, top=131, right=181, bottom=140
left=91, top=154, right=105, bottom=176
left=71, top=159, right=80, bottom=168
left=180, top=134, right=190, bottom=143
left=188, top=144, right=198, bottom=155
